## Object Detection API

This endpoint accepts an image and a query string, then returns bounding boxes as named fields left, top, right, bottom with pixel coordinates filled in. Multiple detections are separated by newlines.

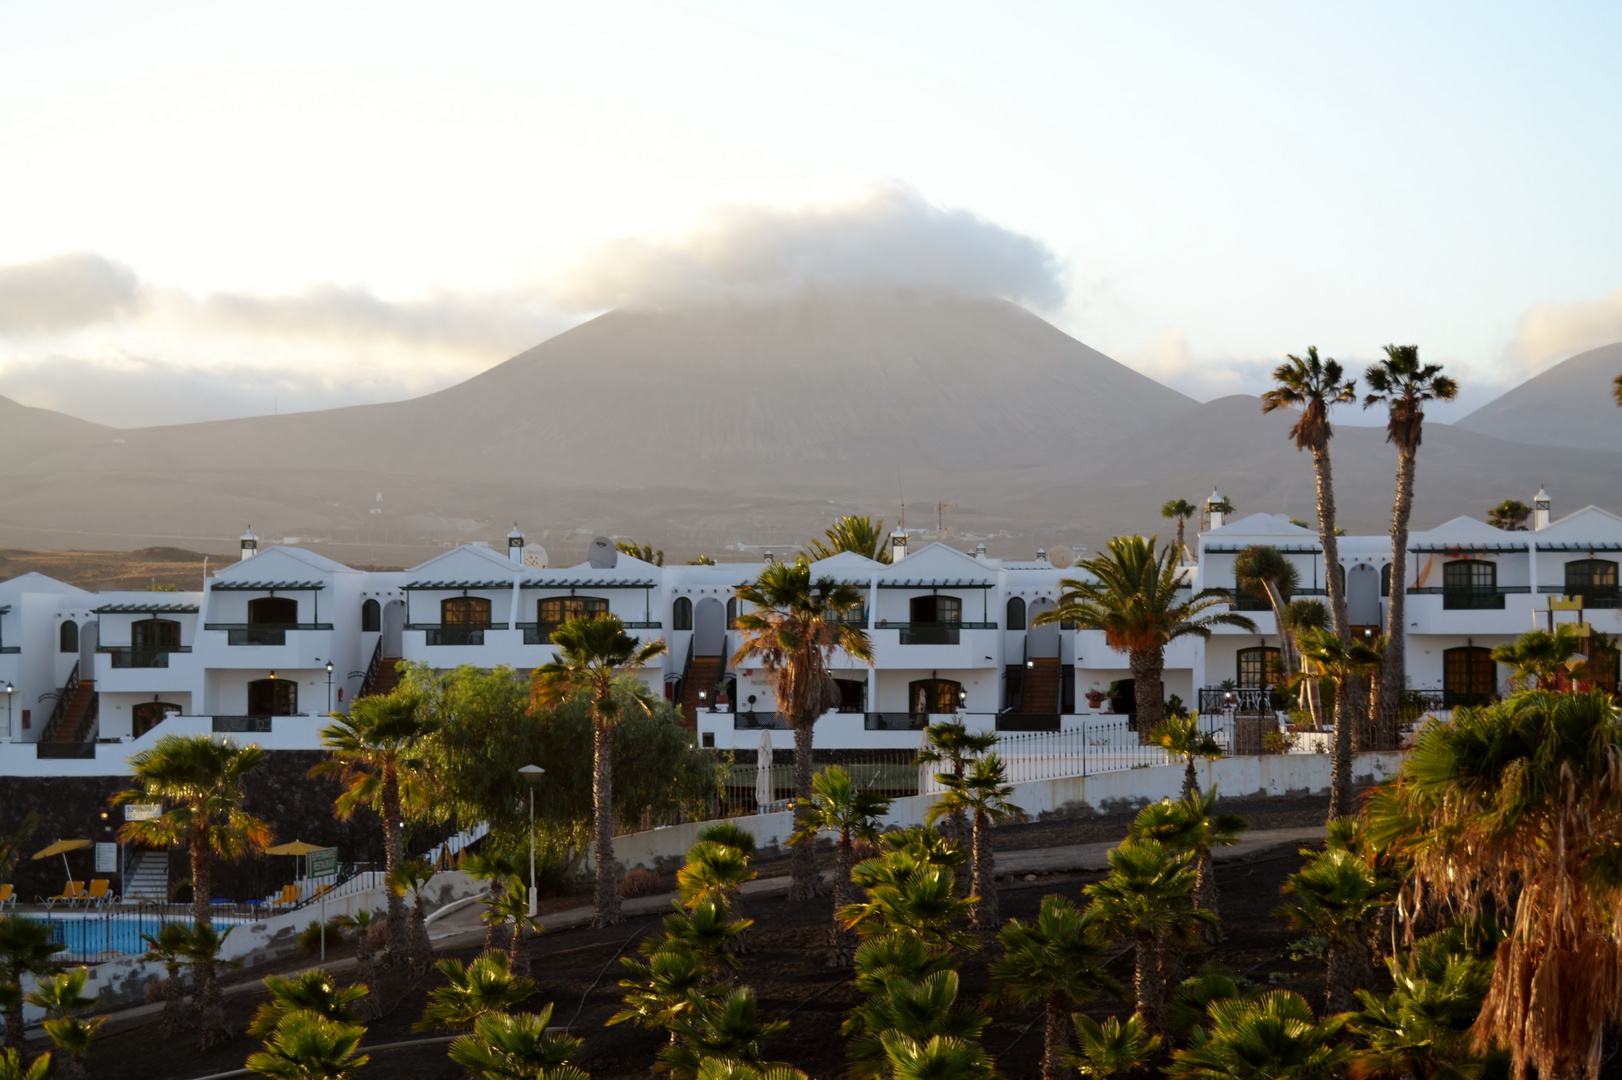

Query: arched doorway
left=247, top=677, right=298, bottom=716
left=381, top=599, right=406, bottom=657
left=693, top=598, right=725, bottom=657
left=1346, top=565, right=1380, bottom=628
left=1443, top=647, right=1496, bottom=707
left=132, top=701, right=181, bottom=738
left=908, top=678, right=962, bottom=716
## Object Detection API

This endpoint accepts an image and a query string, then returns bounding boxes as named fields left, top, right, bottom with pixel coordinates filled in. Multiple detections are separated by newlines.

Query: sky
left=1, top=2, right=1620, bottom=427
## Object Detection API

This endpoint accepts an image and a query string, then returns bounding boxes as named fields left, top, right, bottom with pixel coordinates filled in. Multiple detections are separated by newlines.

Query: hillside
left=1454, top=342, right=1622, bottom=452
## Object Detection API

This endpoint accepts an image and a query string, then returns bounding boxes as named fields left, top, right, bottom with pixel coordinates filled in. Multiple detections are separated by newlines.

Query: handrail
left=38, top=661, right=80, bottom=743
left=356, top=638, right=383, bottom=698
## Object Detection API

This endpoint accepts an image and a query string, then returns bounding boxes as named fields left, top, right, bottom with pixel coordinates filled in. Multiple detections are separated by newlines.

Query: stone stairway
left=123, top=850, right=168, bottom=902
left=1023, top=657, right=1062, bottom=714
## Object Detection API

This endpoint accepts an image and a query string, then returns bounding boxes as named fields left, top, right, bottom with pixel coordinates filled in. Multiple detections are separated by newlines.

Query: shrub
left=619, top=868, right=664, bottom=899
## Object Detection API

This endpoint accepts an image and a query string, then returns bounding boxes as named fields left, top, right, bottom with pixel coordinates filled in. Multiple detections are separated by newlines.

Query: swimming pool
left=21, top=913, right=248, bottom=959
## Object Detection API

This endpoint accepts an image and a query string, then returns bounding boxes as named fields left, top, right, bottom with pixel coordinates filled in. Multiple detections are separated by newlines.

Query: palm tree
left=1614, top=370, right=1622, bottom=408
left=115, top=733, right=269, bottom=1043
left=25, top=968, right=102, bottom=1080
left=0, top=915, right=64, bottom=1053
left=916, top=721, right=997, bottom=895
left=659, top=987, right=793, bottom=1080
left=1152, top=713, right=1221, bottom=799
left=387, top=859, right=436, bottom=972
left=1038, top=536, right=1256, bottom=743
left=1129, top=790, right=1247, bottom=941
left=611, top=897, right=748, bottom=1036
left=1281, top=600, right=1330, bottom=731
left=1365, top=688, right=1622, bottom=1080
left=1064, top=1015, right=1161, bottom=1079
left=416, top=952, right=536, bottom=1033
left=789, top=765, right=892, bottom=966
left=733, top=558, right=874, bottom=900
left=679, top=841, right=756, bottom=955
left=0, top=1049, right=49, bottom=1080
left=448, top=1005, right=588, bottom=1080
left=1161, top=499, right=1197, bottom=564
left=1486, top=499, right=1531, bottom=531
left=330, top=912, right=378, bottom=1017
left=1084, top=840, right=1212, bottom=1041
left=1164, top=990, right=1350, bottom=1080
left=463, top=852, right=522, bottom=956
left=988, top=896, right=1122, bottom=1080
left=0, top=814, right=38, bottom=897
left=1489, top=624, right=1589, bottom=690
left=878, top=1033, right=997, bottom=1080
left=1348, top=931, right=1497, bottom=1080
left=1363, top=344, right=1458, bottom=748
left=1295, top=628, right=1386, bottom=818
left=312, top=691, right=439, bottom=962
left=245, top=1011, right=370, bottom=1080
left=1275, top=820, right=1396, bottom=1014
left=925, top=753, right=1025, bottom=928
left=1231, top=545, right=1300, bottom=683
left=838, top=845, right=975, bottom=954
left=688, top=823, right=759, bottom=952
left=846, top=967, right=993, bottom=1080
left=615, top=540, right=665, bottom=566
left=248, top=970, right=368, bottom=1039
left=808, top=515, right=892, bottom=564
left=139, top=922, right=193, bottom=1035
left=531, top=613, right=668, bottom=927
left=481, top=875, right=543, bottom=975
left=178, top=924, right=241, bottom=1042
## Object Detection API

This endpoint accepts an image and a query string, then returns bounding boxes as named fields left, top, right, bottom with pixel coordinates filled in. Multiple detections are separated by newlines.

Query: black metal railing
left=23, top=900, right=273, bottom=965
left=864, top=712, right=928, bottom=731
left=1406, top=586, right=1529, bottom=610
left=206, top=622, right=333, bottom=645
left=213, top=715, right=274, bottom=732
left=879, top=621, right=996, bottom=645
left=36, top=742, right=96, bottom=759
left=356, top=639, right=382, bottom=698
left=1197, top=686, right=1287, bottom=716
left=1536, top=584, right=1620, bottom=608
left=996, top=712, right=1062, bottom=732
left=37, top=661, right=80, bottom=744
left=100, top=646, right=192, bottom=668
left=734, top=711, right=791, bottom=730
left=426, top=627, right=486, bottom=646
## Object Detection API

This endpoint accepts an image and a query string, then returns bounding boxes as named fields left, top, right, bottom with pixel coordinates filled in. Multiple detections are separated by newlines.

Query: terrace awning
left=519, top=578, right=658, bottom=589
left=1409, top=543, right=1529, bottom=553
left=210, top=581, right=325, bottom=591
left=877, top=579, right=995, bottom=589
left=402, top=580, right=518, bottom=590
left=94, top=603, right=200, bottom=614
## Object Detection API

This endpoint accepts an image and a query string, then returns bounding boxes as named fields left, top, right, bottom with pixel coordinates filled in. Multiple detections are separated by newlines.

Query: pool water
left=22, top=914, right=246, bottom=957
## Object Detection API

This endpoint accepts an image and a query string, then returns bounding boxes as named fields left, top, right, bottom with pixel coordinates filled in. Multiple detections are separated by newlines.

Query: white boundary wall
left=608, top=751, right=1406, bottom=872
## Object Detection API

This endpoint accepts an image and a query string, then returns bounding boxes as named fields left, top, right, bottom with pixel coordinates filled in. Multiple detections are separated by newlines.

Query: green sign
left=308, top=847, right=339, bottom=878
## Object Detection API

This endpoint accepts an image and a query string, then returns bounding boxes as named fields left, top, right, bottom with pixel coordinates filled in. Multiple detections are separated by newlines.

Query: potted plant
left=1084, top=686, right=1108, bottom=710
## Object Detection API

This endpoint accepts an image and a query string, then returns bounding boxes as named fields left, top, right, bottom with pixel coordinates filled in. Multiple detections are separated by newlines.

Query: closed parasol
left=755, top=730, right=774, bottom=812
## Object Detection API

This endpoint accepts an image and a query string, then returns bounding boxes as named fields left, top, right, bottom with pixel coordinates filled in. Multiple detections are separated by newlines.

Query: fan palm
left=480, top=874, right=543, bottom=974
left=114, top=733, right=269, bottom=1043
left=1489, top=624, right=1589, bottom=691
left=1348, top=932, right=1496, bottom=1080
left=139, top=921, right=193, bottom=1035
left=387, top=859, right=435, bottom=971
left=312, top=691, right=439, bottom=961
left=846, top=968, right=993, bottom=1080
left=1064, top=1015, right=1162, bottom=1079
left=1163, top=990, right=1350, bottom=1080
left=245, top=1010, right=369, bottom=1080
left=611, top=897, right=749, bottom=1034
left=1152, top=713, right=1221, bottom=800
left=25, top=968, right=102, bottom=1080
left=448, top=1004, right=588, bottom=1080
left=839, top=845, right=975, bottom=954
left=1615, top=371, right=1622, bottom=408
left=1295, top=628, right=1386, bottom=818
left=1363, top=344, right=1458, bottom=748
left=916, top=721, right=997, bottom=894
left=988, top=896, right=1122, bottom=1080
left=790, top=765, right=892, bottom=966
left=659, top=987, right=791, bottom=1080
left=463, top=852, right=522, bottom=956
left=1365, top=688, right=1622, bottom=1080
left=330, top=911, right=377, bottom=1017
left=531, top=613, right=668, bottom=927
left=679, top=840, right=756, bottom=954
left=733, top=558, right=874, bottom=900
left=1487, top=499, right=1531, bottom=532
left=1129, top=789, right=1247, bottom=942
left=1261, top=347, right=1361, bottom=776
left=1275, top=820, right=1397, bottom=1014
left=808, top=515, right=892, bottom=564
left=1167, top=969, right=1243, bottom=1039
left=1231, top=545, right=1301, bottom=682
left=248, top=970, right=368, bottom=1038
left=1085, top=840, right=1213, bottom=1041
left=1038, top=536, right=1256, bottom=743
left=692, top=1062, right=809, bottom=1080
left=0, top=1049, right=48, bottom=1080
left=1161, top=499, right=1197, bottom=565
left=925, top=753, right=1025, bottom=928
left=878, top=1033, right=997, bottom=1080
left=0, top=915, right=64, bottom=1053
left=416, top=952, right=536, bottom=1033
left=1281, top=600, right=1330, bottom=731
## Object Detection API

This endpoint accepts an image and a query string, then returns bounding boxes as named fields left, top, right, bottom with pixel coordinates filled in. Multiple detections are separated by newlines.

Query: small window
left=1006, top=596, right=1026, bottom=630
left=361, top=599, right=381, bottom=632
left=908, top=678, right=962, bottom=715
left=1443, top=560, right=1500, bottom=609
left=59, top=621, right=78, bottom=653
left=538, top=596, right=608, bottom=626
left=672, top=597, right=693, bottom=631
left=1566, top=560, right=1619, bottom=608
left=248, top=596, right=298, bottom=626
left=132, top=619, right=180, bottom=650
left=1443, top=646, right=1496, bottom=707
left=1237, top=646, right=1282, bottom=688
left=910, top=595, right=962, bottom=624
left=443, top=596, right=493, bottom=628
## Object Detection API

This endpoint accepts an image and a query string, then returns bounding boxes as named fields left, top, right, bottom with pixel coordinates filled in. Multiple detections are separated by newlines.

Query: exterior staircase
left=681, top=655, right=723, bottom=729
left=362, top=658, right=403, bottom=699
left=1022, top=658, right=1062, bottom=715
left=41, top=670, right=98, bottom=744
left=123, top=850, right=169, bottom=902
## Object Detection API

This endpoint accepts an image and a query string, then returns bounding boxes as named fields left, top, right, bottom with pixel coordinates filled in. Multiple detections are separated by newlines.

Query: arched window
left=248, top=596, right=298, bottom=625
left=726, top=598, right=738, bottom=629
left=1380, top=564, right=1391, bottom=597
left=1566, top=559, right=1619, bottom=608
left=132, top=701, right=181, bottom=738
left=361, top=599, right=381, bottom=632
left=672, top=596, right=693, bottom=631
left=1236, top=646, right=1282, bottom=688
left=1442, top=559, right=1499, bottom=609
left=906, top=594, right=963, bottom=643
left=443, top=596, right=493, bottom=627
left=1006, top=596, right=1026, bottom=630
left=59, top=621, right=78, bottom=653
left=908, top=678, right=962, bottom=715
left=1443, top=646, right=1496, bottom=707
left=538, top=596, right=608, bottom=627
left=247, top=678, right=297, bottom=717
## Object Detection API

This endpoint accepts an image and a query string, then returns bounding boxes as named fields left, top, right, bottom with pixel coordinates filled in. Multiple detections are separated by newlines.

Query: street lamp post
left=4, top=682, right=12, bottom=742
left=518, top=764, right=545, bottom=916
left=325, top=661, right=334, bottom=713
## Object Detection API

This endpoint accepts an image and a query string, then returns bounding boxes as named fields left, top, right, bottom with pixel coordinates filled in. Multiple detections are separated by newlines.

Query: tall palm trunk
left=828, top=831, right=857, bottom=967
left=1042, top=991, right=1070, bottom=1080
left=1193, top=853, right=1221, bottom=944
left=1376, top=446, right=1418, bottom=751
left=380, top=766, right=410, bottom=961
left=591, top=714, right=623, bottom=926
left=1130, top=649, right=1165, bottom=745
left=1133, top=928, right=1167, bottom=1040
left=189, top=815, right=227, bottom=1045
left=1312, top=438, right=1356, bottom=817
left=1181, top=757, right=1198, bottom=800
left=483, top=879, right=506, bottom=954
left=1324, top=935, right=1372, bottom=1014
left=1259, top=580, right=1298, bottom=681
left=789, top=718, right=822, bottom=901
left=970, top=807, right=998, bottom=929
left=1174, top=519, right=1186, bottom=565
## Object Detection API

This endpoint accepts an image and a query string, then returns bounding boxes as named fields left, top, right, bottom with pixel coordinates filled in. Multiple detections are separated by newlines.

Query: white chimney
left=1205, top=489, right=1226, bottom=531
left=890, top=530, right=909, bottom=562
left=1534, top=487, right=1551, bottom=531
left=240, top=527, right=258, bottom=561
left=1036, top=548, right=1048, bottom=563
left=508, top=524, right=525, bottom=564
left=975, top=542, right=987, bottom=559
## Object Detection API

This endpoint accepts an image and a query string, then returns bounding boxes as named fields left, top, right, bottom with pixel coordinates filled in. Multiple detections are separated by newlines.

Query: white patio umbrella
left=755, top=730, right=774, bottom=812
left=916, top=728, right=937, bottom=796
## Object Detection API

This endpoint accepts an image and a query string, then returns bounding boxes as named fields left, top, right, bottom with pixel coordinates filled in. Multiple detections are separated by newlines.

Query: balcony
left=426, top=627, right=486, bottom=647
left=1537, top=585, right=1620, bottom=609
left=205, top=623, right=333, bottom=646
left=212, top=715, right=274, bottom=733
left=99, top=645, right=192, bottom=669
left=517, top=620, right=660, bottom=645
left=1406, top=586, right=1529, bottom=610
left=885, top=621, right=996, bottom=645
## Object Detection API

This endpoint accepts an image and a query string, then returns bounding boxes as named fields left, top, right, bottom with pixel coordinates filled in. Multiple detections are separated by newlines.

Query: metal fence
left=21, top=901, right=272, bottom=964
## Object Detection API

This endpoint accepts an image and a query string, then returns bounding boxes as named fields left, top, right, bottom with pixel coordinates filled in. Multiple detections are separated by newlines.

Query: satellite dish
left=1049, top=547, right=1074, bottom=569
left=523, top=546, right=548, bottom=569
left=587, top=536, right=618, bottom=569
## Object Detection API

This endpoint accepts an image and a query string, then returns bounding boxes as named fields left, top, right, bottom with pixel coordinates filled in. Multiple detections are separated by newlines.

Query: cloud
left=0, top=252, right=144, bottom=334
left=1506, top=287, right=1622, bottom=373
left=551, top=184, right=1067, bottom=312
left=1117, top=328, right=1278, bottom=399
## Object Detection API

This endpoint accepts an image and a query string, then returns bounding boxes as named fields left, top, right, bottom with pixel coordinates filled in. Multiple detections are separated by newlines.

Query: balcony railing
left=425, top=627, right=486, bottom=646
left=99, top=645, right=192, bottom=668
left=1198, top=686, right=1289, bottom=716
left=517, top=620, right=660, bottom=645
left=864, top=712, right=928, bottom=731
left=205, top=623, right=334, bottom=646
left=213, top=715, right=275, bottom=732
left=880, top=621, right=996, bottom=645
left=1536, top=585, right=1621, bottom=609
left=1405, top=585, right=1530, bottom=610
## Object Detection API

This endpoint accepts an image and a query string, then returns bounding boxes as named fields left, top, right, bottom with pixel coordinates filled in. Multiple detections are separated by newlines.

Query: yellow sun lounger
left=270, top=883, right=300, bottom=910
left=83, top=879, right=114, bottom=909
left=46, top=881, right=86, bottom=908
left=0, top=883, right=14, bottom=911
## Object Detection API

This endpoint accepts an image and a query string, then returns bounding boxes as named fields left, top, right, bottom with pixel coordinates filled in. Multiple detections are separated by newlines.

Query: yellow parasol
left=32, top=838, right=92, bottom=879
left=266, top=839, right=323, bottom=884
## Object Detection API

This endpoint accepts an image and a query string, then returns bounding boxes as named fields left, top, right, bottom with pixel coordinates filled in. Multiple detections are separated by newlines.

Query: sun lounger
left=45, top=881, right=85, bottom=908
left=270, top=883, right=299, bottom=910
left=83, top=879, right=114, bottom=910
left=0, top=883, right=14, bottom=911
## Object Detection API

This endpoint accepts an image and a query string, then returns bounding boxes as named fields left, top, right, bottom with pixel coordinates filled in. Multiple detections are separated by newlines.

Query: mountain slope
left=1454, top=342, right=1622, bottom=452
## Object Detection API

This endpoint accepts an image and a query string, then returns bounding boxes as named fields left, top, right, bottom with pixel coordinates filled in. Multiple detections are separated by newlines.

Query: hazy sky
left=2, top=2, right=1620, bottom=427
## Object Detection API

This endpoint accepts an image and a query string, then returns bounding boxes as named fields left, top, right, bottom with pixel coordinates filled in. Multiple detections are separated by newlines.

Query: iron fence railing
left=20, top=900, right=272, bottom=965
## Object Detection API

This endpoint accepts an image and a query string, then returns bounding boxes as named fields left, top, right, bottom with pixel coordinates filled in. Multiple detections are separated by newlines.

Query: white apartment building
left=2, top=489, right=1617, bottom=775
